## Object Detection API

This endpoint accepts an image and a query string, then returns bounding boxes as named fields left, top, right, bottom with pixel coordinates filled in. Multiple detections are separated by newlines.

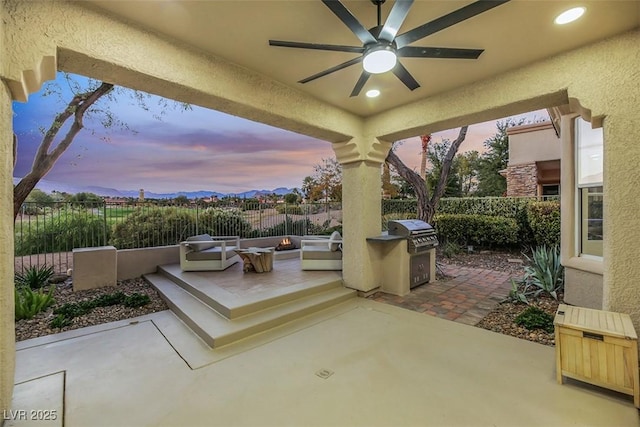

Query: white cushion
left=329, top=231, right=342, bottom=252
left=186, top=234, right=216, bottom=251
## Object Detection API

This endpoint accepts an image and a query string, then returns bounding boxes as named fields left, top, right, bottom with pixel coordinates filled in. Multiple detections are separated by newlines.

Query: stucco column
left=0, top=81, right=15, bottom=417
left=602, top=112, right=640, bottom=321
left=333, top=136, right=390, bottom=293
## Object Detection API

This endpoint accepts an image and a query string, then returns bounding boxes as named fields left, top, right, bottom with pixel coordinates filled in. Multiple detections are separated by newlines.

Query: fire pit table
left=234, top=247, right=275, bottom=273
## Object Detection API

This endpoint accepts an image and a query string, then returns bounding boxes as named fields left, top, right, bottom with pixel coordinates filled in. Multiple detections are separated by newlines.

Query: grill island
left=367, top=220, right=439, bottom=296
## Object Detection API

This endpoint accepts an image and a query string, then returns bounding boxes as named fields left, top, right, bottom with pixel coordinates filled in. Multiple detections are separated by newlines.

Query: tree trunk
left=419, top=134, right=430, bottom=182
left=13, top=82, right=113, bottom=220
left=387, top=127, right=468, bottom=224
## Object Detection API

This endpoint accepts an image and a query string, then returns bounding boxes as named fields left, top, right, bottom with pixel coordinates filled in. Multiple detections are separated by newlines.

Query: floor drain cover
left=315, top=369, right=334, bottom=379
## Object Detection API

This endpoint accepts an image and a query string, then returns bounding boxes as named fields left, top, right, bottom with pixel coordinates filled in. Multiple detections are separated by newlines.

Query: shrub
left=275, top=204, right=304, bottom=215
left=123, top=293, right=151, bottom=308
left=15, top=210, right=108, bottom=256
left=527, top=201, right=561, bottom=247
left=515, top=306, right=554, bottom=333
left=249, top=218, right=319, bottom=237
left=441, top=241, right=462, bottom=258
left=433, top=213, right=519, bottom=248
left=51, top=291, right=150, bottom=328
left=110, top=207, right=197, bottom=249
left=198, top=208, right=253, bottom=237
left=50, top=314, right=72, bottom=329
left=15, top=264, right=54, bottom=289
left=509, top=245, right=564, bottom=303
left=15, top=285, right=55, bottom=321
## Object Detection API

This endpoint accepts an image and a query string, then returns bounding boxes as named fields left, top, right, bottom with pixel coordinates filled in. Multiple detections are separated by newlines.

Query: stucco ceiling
left=85, top=0, right=639, bottom=118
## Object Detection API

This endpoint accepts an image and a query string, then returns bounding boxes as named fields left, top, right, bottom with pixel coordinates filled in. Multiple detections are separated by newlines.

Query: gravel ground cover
left=15, top=277, right=168, bottom=342
left=440, top=248, right=561, bottom=346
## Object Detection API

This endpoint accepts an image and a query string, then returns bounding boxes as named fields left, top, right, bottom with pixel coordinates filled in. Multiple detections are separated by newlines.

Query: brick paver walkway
left=369, top=263, right=515, bottom=326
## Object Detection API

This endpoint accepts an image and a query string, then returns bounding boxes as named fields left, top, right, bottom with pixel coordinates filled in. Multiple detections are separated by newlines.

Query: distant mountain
left=13, top=177, right=294, bottom=199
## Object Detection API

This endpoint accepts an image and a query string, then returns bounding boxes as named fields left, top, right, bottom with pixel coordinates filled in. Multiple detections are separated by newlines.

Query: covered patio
left=2, top=0, right=640, bottom=424
left=14, top=297, right=638, bottom=426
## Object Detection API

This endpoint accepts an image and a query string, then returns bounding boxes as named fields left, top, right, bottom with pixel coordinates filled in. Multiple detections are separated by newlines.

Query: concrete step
left=145, top=273, right=356, bottom=348
left=156, top=264, right=344, bottom=319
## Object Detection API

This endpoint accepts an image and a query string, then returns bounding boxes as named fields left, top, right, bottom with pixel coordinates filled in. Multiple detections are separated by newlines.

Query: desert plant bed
left=15, top=277, right=168, bottom=342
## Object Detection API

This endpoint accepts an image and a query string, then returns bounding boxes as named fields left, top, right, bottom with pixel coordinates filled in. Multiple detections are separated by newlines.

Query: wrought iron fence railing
left=14, top=200, right=343, bottom=273
left=14, top=196, right=558, bottom=273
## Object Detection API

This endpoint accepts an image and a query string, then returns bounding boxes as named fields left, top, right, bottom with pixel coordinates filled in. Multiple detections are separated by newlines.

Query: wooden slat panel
left=582, top=339, right=592, bottom=378
left=615, top=345, right=625, bottom=387
left=606, top=343, right=617, bottom=384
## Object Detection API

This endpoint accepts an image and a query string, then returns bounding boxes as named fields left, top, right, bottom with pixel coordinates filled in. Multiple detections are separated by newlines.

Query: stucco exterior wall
left=0, top=81, right=15, bottom=416
left=564, top=267, right=604, bottom=310
left=508, top=122, right=560, bottom=165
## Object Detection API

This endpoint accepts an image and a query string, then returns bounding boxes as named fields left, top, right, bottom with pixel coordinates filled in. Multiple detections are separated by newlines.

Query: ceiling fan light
left=554, top=7, right=585, bottom=25
left=363, top=47, right=397, bottom=74
left=366, top=89, right=380, bottom=98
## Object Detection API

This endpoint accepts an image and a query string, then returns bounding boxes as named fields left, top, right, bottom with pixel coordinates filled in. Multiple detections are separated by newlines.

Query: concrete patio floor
left=11, top=296, right=639, bottom=426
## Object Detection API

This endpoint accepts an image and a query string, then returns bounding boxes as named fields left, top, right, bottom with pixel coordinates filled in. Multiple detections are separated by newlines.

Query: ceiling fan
left=269, top=0, right=510, bottom=97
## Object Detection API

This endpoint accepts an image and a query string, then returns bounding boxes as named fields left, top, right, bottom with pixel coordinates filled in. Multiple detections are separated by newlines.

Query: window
left=575, top=118, right=603, bottom=257
left=542, top=184, right=560, bottom=197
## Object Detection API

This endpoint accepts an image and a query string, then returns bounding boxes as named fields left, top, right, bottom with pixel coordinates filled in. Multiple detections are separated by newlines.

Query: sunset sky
left=13, top=72, right=547, bottom=194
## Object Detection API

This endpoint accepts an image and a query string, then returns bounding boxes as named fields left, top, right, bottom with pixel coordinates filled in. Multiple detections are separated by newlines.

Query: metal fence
left=14, top=200, right=343, bottom=273
left=14, top=196, right=559, bottom=274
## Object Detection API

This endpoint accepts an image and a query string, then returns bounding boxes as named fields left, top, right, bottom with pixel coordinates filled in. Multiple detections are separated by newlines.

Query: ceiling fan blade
left=350, top=72, right=371, bottom=97
left=378, top=0, right=414, bottom=43
left=299, top=56, right=363, bottom=84
left=392, top=62, right=420, bottom=91
left=269, top=40, right=365, bottom=54
left=394, top=0, right=510, bottom=49
left=398, top=46, right=484, bottom=59
left=321, top=0, right=377, bottom=45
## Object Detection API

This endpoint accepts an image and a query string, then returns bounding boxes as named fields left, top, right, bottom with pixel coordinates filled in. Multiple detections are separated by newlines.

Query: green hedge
left=15, top=210, right=107, bottom=256
left=433, top=213, right=519, bottom=248
left=275, top=204, right=304, bottom=215
left=527, top=201, right=561, bottom=247
left=198, top=208, right=252, bottom=238
left=110, top=208, right=197, bottom=249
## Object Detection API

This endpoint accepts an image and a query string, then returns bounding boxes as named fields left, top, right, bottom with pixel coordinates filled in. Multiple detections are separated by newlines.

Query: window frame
left=574, top=117, right=603, bottom=259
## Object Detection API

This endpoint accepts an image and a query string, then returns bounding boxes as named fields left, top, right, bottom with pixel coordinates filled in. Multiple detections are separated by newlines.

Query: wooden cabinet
left=554, top=304, right=639, bottom=407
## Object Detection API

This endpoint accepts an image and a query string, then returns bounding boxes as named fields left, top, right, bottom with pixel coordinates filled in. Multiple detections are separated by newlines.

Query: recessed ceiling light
left=555, top=7, right=585, bottom=25
left=366, top=89, right=380, bottom=98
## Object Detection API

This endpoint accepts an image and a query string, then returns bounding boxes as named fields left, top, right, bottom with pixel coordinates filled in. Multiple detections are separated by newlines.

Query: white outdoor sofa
left=179, top=234, right=240, bottom=271
left=300, top=231, right=343, bottom=271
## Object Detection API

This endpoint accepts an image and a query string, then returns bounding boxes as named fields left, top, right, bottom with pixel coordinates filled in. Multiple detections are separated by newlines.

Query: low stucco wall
left=107, top=237, right=308, bottom=281
left=564, top=266, right=604, bottom=310
left=117, top=245, right=180, bottom=281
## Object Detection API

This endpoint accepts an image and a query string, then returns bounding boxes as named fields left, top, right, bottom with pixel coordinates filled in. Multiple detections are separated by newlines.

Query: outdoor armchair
left=300, top=231, right=343, bottom=271
left=179, top=234, right=240, bottom=271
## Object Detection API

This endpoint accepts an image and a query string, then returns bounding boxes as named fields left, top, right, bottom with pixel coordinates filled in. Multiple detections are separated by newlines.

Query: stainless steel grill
left=388, top=220, right=439, bottom=288
left=387, top=219, right=439, bottom=253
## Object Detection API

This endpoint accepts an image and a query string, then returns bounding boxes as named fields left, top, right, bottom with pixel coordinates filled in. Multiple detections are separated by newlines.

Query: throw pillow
left=186, top=234, right=216, bottom=251
left=329, top=231, right=342, bottom=252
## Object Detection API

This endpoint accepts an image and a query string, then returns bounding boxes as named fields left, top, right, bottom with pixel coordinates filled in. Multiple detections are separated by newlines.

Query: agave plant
left=508, top=245, right=564, bottom=304
left=15, top=264, right=55, bottom=290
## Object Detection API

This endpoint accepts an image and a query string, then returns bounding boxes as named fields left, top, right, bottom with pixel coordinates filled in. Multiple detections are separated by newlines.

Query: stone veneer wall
left=506, top=163, right=538, bottom=197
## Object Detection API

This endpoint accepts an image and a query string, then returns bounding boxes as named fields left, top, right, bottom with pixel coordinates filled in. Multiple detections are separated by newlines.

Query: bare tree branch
left=386, top=126, right=469, bottom=224
left=13, top=82, right=114, bottom=219
left=431, top=126, right=469, bottom=204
